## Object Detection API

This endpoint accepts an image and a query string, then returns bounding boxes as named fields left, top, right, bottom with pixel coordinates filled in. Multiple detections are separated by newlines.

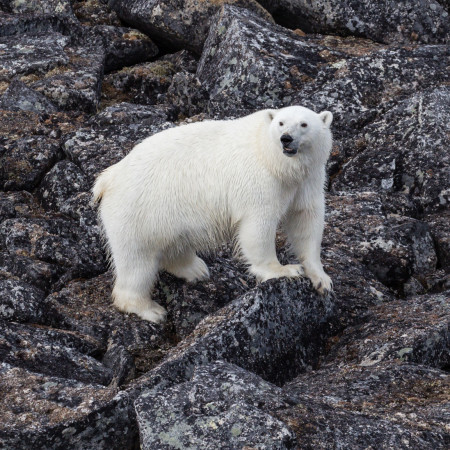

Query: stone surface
left=333, top=86, right=450, bottom=216
left=0, top=135, right=61, bottom=191
left=324, top=291, right=450, bottom=370
left=296, top=45, right=450, bottom=154
left=2, top=0, right=75, bottom=18
left=325, top=192, right=438, bottom=292
left=93, top=25, right=159, bottom=73
left=0, top=279, right=49, bottom=323
left=0, top=319, right=112, bottom=385
left=281, top=361, right=449, bottom=448
left=44, top=273, right=169, bottom=378
left=0, top=363, right=136, bottom=449
left=0, top=215, right=106, bottom=284
left=135, top=361, right=297, bottom=449
left=259, top=0, right=450, bottom=44
left=0, top=79, right=59, bottom=114
left=108, top=0, right=273, bottom=54
left=134, top=278, right=335, bottom=391
left=197, top=5, right=336, bottom=116
left=102, top=59, right=176, bottom=105
left=72, top=0, right=122, bottom=27
left=63, top=119, right=172, bottom=183
left=37, top=160, right=90, bottom=212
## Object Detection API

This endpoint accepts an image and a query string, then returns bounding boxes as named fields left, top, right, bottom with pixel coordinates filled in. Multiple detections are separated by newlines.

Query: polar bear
left=93, top=106, right=333, bottom=323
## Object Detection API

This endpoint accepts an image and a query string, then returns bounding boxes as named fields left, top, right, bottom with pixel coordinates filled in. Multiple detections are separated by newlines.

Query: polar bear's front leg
left=238, top=216, right=303, bottom=282
left=284, top=207, right=332, bottom=294
left=112, top=252, right=167, bottom=323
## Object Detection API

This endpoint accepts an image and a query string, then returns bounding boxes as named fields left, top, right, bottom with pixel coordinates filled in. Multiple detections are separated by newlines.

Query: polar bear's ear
left=319, top=111, right=333, bottom=127
left=267, top=110, right=276, bottom=121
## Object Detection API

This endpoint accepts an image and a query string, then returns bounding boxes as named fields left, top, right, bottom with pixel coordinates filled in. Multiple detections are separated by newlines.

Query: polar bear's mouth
left=283, top=146, right=298, bottom=156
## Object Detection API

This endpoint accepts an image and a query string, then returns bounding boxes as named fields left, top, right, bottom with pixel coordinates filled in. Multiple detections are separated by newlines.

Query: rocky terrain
left=0, top=0, right=449, bottom=448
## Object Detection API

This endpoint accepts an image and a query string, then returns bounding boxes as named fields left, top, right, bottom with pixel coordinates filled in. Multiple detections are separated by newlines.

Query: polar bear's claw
left=309, top=271, right=333, bottom=295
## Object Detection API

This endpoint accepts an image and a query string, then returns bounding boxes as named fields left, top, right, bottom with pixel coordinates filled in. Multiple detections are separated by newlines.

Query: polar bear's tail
left=92, top=167, right=114, bottom=204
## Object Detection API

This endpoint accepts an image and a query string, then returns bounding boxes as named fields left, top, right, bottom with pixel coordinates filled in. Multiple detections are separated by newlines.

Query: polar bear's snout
left=280, top=134, right=293, bottom=145
left=281, top=133, right=297, bottom=156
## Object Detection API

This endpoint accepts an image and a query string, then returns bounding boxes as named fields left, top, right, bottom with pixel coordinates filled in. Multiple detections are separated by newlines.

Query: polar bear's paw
left=279, top=263, right=304, bottom=278
left=113, top=289, right=167, bottom=323
left=252, top=263, right=303, bottom=282
left=307, top=270, right=333, bottom=295
left=166, top=255, right=210, bottom=282
left=138, top=305, right=168, bottom=324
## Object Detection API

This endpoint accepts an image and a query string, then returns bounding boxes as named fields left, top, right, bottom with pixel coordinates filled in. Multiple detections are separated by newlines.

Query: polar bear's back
left=97, top=112, right=269, bottom=251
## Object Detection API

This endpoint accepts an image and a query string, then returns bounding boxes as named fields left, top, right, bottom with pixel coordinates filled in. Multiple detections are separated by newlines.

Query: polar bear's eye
left=279, top=121, right=284, bottom=126
left=301, top=122, right=308, bottom=128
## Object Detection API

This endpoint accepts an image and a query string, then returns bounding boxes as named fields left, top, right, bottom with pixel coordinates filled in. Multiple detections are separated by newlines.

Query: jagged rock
left=0, top=216, right=106, bottom=283
left=92, top=25, right=159, bottom=73
left=0, top=26, right=105, bottom=112
left=2, top=0, right=75, bottom=18
left=0, top=251, right=60, bottom=291
left=0, top=0, right=449, bottom=446
left=161, top=49, right=198, bottom=74
left=107, top=0, right=273, bottom=54
left=0, top=191, right=44, bottom=222
left=259, top=0, right=449, bottom=44
left=0, top=79, right=58, bottom=113
left=135, top=278, right=335, bottom=392
left=44, top=273, right=168, bottom=377
left=154, top=245, right=255, bottom=339
left=102, top=343, right=136, bottom=386
left=427, top=211, right=450, bottom=272
left=325, top=192, right=438, bottom=291
left=91, top=102, right=173, bottom=126
left=0, top=363, right=136, bottom=449
left=0, top=192, right=63, bottom=291
left=102, top=60, right=177, bottom=105
left=319, top=247, right=393, bottom=332
left=72, top=0, right=122, bottom=26
left=0, top=31, right=70, bottom=81
left=164, top=72, right=209, bottom=118
left=101, top=50, right=198, bottom=108
left=0, top=109, right=41, bottom=136
left=197, top=5, right=337, bottom=116
left=0, top=279, right=50, bottom=323
left=135, top=361, right=297, bottom=449
left=281, top=361, right=450, bottom=448
left=63, top=118, right=172, bottom=183
left=0, top=320, right=113, bottom=385
left=333, top=87, right=450, bottom=215
left=0, top=135, right=61, bottom=191
left=296, top=45, right=449, bottom=153
left=0, top=12, right=76, bottom=37
left=37, top=160, right=90, bottom=212
left=325, top=291, right=450, bottom=370
left=31, top=36, right=105, bottom=113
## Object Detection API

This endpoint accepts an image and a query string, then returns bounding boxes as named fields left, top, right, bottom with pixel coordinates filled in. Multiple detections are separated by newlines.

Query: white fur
left=93, top=106, right=333, bottom=323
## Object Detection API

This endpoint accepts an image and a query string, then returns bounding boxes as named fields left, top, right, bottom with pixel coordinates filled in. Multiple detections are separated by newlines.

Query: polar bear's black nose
left=280, top=134, right=293, bottom=145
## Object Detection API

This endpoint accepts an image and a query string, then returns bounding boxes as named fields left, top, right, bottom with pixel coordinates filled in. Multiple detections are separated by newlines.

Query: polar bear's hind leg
left=112, top=252, right=167, bottom=323
left=163, top=250, right=210, bottom=282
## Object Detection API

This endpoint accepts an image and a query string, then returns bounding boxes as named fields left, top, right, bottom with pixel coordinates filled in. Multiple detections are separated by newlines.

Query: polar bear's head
left=268, top=106, right=333, bottom=161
